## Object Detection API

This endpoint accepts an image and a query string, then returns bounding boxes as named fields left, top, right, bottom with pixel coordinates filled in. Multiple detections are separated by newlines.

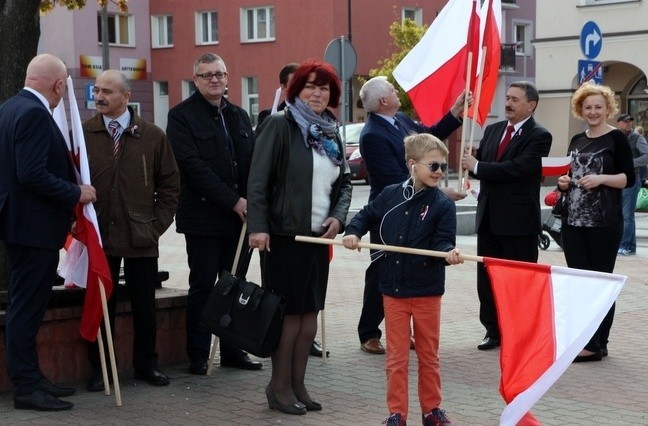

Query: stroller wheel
left=538, top=233, right=550, bottom=250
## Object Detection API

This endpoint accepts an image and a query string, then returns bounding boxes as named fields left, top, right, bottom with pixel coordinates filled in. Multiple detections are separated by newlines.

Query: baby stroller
left=539, top=191, right=564, bottom=250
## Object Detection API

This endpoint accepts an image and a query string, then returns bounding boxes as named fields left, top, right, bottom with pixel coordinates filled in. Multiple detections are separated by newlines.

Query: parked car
left=340, top=122, right=368, bottom=183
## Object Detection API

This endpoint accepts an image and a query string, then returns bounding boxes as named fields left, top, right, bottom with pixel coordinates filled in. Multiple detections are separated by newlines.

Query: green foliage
left=39, top=0, right=128, bottom=14
left=367, top=19, right=428, bottom=118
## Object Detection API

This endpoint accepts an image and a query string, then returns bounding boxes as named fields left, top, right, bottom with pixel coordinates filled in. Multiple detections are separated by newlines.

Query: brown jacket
left=83, top=108, right=180, bottom=257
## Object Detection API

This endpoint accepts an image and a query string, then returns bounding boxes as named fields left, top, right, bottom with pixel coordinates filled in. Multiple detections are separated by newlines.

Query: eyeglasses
left=417, top=161, right=448, bottom=172
left=195, top=72, right=228, bottom=81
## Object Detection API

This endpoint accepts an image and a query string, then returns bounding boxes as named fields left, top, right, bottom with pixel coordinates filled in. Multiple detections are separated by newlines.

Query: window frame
left=195, top=10, right=219, bottom=45
left=97, top=12, right=135, bottom=47
left=402, top=7, right=423, bottom=25
left=513, top=21, right=532, bottom=57
left=240, top=6, right=275, bottom=43
left=151, top=14, right=173, bottom=48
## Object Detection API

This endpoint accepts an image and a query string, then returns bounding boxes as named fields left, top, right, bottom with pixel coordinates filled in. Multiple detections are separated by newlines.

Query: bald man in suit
left=0, top=54, right=96, bottom=411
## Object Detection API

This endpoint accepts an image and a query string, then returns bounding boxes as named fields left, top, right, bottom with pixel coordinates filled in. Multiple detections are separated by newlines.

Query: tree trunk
left=0, top=0, right=41, bottom=292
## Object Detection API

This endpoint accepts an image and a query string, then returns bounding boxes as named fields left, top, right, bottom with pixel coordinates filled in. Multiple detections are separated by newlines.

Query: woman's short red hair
left=286, top=59, right=341, bottom=109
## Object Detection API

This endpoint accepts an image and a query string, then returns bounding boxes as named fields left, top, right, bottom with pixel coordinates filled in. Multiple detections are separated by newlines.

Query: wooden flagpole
left=96, top=331, right=109, bottom=395
left=457, top=51, right=473, bottom=193
left=98, top=278, right=122, bottom=406
left=207, top=222, right=248, bottom=375
left=463, top=45, right=488, bottom=193
left=295, top=235, right=483, bottom=263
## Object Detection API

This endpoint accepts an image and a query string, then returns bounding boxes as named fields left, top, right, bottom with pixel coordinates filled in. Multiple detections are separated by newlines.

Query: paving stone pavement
left=2, top=183, right=648, bottom=425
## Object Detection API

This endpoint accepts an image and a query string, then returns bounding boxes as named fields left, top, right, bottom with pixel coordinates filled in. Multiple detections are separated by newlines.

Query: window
left=513, top=22, right=532, bottom=56
left=241, top=6, right=275, bottom=42
left=242, top=77, right=259, bottom=126
left=196, top=11, right=218, bottom=45
left=402, top=8, right=423, bottom=25
left=580, top=0, right=639, bottom=5
left=97, top=13, right=134, bottom=46
left=183, top=80, right=197, bottom=100
left=152, top=15, right=173, bottom=48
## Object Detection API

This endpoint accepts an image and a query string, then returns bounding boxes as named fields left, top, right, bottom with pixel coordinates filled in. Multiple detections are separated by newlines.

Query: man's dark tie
left=496, top=124, right=515, bottom=160
left=109, top=120, right=121, bottom=157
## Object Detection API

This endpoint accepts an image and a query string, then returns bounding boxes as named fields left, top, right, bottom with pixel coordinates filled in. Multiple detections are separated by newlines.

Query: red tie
left=496, top=124, right=515, bottom=160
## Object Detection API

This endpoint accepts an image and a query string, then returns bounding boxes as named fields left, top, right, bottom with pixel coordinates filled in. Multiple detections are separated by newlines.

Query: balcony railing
left=500, top=43, right=516, bottom=73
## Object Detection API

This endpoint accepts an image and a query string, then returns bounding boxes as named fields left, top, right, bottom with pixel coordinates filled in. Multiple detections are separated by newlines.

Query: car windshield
left=339, top=123, right=364, bottom=146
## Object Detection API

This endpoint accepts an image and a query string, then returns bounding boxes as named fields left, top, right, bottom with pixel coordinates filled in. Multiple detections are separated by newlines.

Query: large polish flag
left=468, top=0, right=502, bottom=126
left=393, top=0, right=476, bottom=126
left=55, top=76, right=114, bottom=342
left=485, top=257, right=626, bottom=425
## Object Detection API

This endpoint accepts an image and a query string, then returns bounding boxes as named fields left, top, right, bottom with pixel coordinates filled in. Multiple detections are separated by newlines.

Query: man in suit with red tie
left=0, top=54, right=96, bottom=411
left=461, top=81, right=553, bottom=350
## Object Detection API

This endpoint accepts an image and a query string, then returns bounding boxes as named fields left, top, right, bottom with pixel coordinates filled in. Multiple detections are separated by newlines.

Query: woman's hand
left=321, top=217, right=341, bottom=239
left=557, top=174, right=571, bottom=191
left=446, top=248, right=464, bottom=265
left=249, top=232, right=270, bottom=252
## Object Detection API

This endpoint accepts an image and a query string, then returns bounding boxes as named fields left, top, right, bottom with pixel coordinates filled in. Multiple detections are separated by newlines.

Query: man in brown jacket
left=83, top=70, right=180, bottom=390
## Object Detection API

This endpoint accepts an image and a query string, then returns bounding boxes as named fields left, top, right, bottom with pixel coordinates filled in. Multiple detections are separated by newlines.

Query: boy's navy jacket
left=345, top=180, right=456, bottom=298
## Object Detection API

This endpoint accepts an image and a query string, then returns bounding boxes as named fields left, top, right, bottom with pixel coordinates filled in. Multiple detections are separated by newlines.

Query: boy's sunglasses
left=417, top=161, right=448, bottom=172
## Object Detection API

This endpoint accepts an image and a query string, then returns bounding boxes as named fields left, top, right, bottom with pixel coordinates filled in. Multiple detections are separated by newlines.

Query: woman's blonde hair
left=404, top=133, right=448, bottom=162
left=570, top=81, right=618, bottom=120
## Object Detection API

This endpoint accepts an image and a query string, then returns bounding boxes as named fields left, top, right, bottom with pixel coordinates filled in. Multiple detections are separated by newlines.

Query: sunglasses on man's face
left=417, top=161, right=448, bottom=172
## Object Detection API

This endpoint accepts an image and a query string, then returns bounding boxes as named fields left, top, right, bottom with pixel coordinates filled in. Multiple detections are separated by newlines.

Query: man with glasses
left=461, top=81, right=552, bottom=351
left=356, top=76, right=470, bottom=355
left=167, top=53, right=261, bottom=375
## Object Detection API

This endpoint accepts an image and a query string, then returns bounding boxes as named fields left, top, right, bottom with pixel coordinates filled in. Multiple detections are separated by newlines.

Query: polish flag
left=55, top=76, right=114, bottom=342
left=541, top=156, right=571, bottom=177
left=468, top=0, right=502, bottom=126
left=485, top=257, right=626, bottom=425
left=393, top=0, right=476, bottom=126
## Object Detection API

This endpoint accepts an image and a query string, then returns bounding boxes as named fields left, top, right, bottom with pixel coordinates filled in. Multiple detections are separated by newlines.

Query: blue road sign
left=578, top=59, right=603, bottom=85
left=580, top=21, right=602, bottom=59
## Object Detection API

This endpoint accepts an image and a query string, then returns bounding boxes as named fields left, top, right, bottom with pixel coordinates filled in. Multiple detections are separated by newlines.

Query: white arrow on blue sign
left=580, top=21, right=602, bottom=59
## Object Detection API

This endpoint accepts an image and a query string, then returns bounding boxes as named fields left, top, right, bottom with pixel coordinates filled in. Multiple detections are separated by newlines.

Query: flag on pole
left=55, top=76, right=114, bottom=342
left=541, top=156, right=571, bottom=177
left=468, top=0, right=502, bottom=126
left=485, top=257, right=626, bottom=425
left=393, top=0, right=475, bottom=126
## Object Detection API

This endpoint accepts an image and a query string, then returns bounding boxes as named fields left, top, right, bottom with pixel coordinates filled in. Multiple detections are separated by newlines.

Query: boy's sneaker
left=383, top=412, right=406, bottom=426
left=422, top=408, right=452, bottom=426
left=617, top=248, right=635, bottom=256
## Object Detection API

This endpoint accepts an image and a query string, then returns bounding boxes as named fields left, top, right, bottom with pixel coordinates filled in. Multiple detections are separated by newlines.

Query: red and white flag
left=485, top=257, right=626, bottom=425
left=541, top=156, right=571, bottom=177
left=55, top=76, right=113, bottom=342
left=393, top=0, right=476, bottom=126
left=468, top=0, right=502, bottom=126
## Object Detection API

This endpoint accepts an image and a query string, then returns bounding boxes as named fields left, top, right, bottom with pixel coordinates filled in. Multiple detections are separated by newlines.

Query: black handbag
left=551, top=191, right=568, bottom=218
left=200, top=270, right=285, bottom=358
left=200, top=223, right=285, bottom=358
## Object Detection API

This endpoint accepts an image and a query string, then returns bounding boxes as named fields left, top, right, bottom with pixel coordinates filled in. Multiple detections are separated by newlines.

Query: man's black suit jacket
left=472, top=116, right=553, bottom=236
left=0, top=89, right=80, bottom=250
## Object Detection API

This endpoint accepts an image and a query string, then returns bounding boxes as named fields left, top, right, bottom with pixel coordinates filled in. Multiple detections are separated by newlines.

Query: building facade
left=535, top=0, right=648, bottom=156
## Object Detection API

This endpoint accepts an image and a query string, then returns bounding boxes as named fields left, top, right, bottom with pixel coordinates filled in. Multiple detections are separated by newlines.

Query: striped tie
left=109, top=120, right=121, bottom=157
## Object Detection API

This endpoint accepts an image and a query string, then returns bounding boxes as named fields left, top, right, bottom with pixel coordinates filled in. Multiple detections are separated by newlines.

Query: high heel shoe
left=573, top=349, right=602, bottom=363
left=299, top=399, right=322, bottom=411
left=265, top=385, right=307, bottom=415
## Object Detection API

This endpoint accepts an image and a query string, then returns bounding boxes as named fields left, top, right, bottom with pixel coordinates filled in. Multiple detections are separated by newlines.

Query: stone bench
left=0, top=273, right=188, bottom=393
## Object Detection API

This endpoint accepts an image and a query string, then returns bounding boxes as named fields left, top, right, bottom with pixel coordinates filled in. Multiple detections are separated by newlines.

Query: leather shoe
left=309, top=340, right=330, bottom=358
left=14, top=389, right=74, bottom=411
left=360, top=338, right=385, bottom=354
left=134, top=368, right=170, bottom=386
left=189, top=359, right=208, bottom=375
left=220, top=354, right=262, bottom=370
left=478, top=336, right=501, bottom=350
left=573, top=350, right=602, bottom=363
left=42, top=378, right=76, bottom=397
left=86, top=373, right=106, bottom=392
